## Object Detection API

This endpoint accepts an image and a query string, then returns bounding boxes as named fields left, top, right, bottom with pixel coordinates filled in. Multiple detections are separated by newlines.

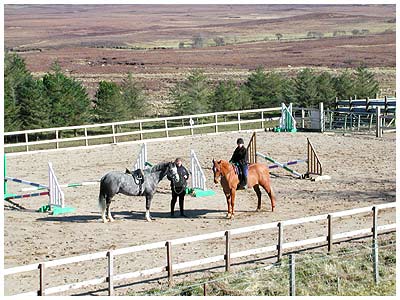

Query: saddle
left=125, top=168, right=145, bottom=194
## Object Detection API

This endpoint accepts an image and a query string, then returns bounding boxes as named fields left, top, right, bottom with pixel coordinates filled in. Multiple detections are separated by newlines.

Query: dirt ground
left=3, top=130, right=396, bottom=295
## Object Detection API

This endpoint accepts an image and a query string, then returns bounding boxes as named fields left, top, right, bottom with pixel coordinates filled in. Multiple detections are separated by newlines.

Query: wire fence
left=133, top=234, right=395, bottom=296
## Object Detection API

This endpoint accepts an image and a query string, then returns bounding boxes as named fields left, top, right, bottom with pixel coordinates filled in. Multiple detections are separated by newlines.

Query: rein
left=171, top=181, right=186, bottom=194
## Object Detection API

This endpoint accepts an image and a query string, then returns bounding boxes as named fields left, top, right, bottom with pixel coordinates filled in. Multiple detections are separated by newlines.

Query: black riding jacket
left=230, top=146, right=248, bottom=165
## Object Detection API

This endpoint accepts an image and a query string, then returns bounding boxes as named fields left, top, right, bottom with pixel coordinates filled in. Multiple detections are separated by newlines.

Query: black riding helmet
left=237, top=138, right=244, bottom=145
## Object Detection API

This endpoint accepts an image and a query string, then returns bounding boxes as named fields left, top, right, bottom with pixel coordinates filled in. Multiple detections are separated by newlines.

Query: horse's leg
left=261, top=182, right=276, bottom=212
left=106, top=196, right=114, bottom=222
left=230, top=189, right=236, bottom=218
left=253, top=184, right=262, bottom=211
left=145, top=194, right=154, bottom=222
left=225, top=193, right=232, bottom=219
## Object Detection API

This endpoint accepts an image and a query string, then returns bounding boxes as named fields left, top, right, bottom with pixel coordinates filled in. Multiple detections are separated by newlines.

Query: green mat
left=38, top=205, right=75, bottom=215
left=186, top=188, right=216, bottom=197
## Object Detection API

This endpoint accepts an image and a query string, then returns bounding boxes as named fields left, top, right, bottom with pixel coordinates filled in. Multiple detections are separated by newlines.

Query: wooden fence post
left=376, top=107, right=382, bottom=137
left=372, top=206, right=379, bottom=284
left=277, top=222, right=283, bottom=262
left=319, top=102, right=324, bottom=132
left=190, top=118, right=194, bottom=135
left=25, top=132, right=29, bottom=152
left=203, top=283, right=207, bottom=296
left=55, top=130, right=59, bottom=149
left=111, top=124, right=117, bottom=144
left=327, top=214, right=333, bottom=253
left=165, top=120, right=169, bottom=138
left=261, top=111, right=265, bottom=129
left=38, top=263, right=45, bottom=296
left=84, top=128, right=89, bottom=147
left=384, top=95, right=388, bottom=114
left=166, top=241, right=173, bottom=287
left=139, top=122, right=143, bottom=140
left=225, top=231, right=231, bottom=272
left=289, top=254, right=295, bottom=296
left=107, top=250, right=114, bottom=296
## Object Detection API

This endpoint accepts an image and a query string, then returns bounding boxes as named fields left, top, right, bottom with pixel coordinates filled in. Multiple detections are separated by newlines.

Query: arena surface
left=4, top=131, right=396, bottom=295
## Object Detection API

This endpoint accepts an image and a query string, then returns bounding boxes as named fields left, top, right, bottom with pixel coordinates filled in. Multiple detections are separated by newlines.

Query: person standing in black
left=168, top=158, right=190, bottom=217
left=230, top=138, right=248, bottom=188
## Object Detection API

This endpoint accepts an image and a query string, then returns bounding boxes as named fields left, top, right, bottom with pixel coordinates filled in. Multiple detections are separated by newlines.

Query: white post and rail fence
left=4, top=202, right=395, bottom=296
left=3, top=107, right=282, bottom=154
left=4, top=98, right=395, bottom=154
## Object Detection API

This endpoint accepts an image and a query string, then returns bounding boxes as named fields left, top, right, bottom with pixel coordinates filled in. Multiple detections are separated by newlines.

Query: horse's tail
left=98, top=191, right=106, bottom=212
left=98, top=178, right=107, bottom=213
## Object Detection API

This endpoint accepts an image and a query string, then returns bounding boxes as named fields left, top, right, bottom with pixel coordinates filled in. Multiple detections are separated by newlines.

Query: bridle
left=167, top=162, right=180, bottom=183
left=212, top=161, right=222, bottom=181
left=213, top=160, right=237, bottom=182
left=213, top=160, right=231, bottom=181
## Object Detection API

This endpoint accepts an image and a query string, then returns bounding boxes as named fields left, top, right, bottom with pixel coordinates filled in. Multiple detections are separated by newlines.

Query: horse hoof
left=226, top=213, right=231, bottom=219
left=108, top=218, right=115, bottom=222
left=256, top=208, right=261, bottom=212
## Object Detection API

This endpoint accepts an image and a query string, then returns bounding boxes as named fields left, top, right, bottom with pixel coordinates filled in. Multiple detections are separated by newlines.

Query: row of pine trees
left=5, top=52, right=380, bottom=132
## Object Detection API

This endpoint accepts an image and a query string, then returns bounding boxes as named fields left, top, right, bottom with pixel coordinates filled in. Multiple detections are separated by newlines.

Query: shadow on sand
left=35, top=209, right=225, bottom=223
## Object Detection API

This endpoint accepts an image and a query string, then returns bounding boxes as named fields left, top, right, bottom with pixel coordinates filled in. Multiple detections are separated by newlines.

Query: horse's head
left=212, top=159, right=223, bottom=184
left=167, top=162, right=180, bottom=183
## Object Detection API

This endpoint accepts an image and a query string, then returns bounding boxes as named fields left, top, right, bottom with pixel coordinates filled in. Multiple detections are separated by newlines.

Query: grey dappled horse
left=98, top=161, right=179, bottom=222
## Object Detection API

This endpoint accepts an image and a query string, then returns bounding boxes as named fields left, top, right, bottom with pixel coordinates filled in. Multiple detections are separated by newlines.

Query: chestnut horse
left=212, top=159, right=276, bottom=219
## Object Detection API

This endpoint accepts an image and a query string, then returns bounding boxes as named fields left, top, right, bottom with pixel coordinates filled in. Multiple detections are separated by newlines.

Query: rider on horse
left=230, top=137, right=248, bottom=189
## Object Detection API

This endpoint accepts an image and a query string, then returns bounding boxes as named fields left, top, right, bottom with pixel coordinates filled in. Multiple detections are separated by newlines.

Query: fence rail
left=4, top=107, right=281, bottom=153
left=4, top=202, right=395, bottom=296
left=4, top=99, right=396, bottom=154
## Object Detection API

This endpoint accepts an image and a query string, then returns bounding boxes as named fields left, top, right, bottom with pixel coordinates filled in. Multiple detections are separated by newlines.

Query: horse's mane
left=216, top=159, right=230, bottom=167
left=150, top=161, right=170, bottom=173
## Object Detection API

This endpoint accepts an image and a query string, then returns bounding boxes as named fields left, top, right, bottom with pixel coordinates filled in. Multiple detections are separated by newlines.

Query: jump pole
left=21, top=181, right=99, bottom=192
left=5, top=191, right=50, bottom=200
left=5, top=177, right=48, bottom=190
left=268, top=159, right=308, bottom=170
left=256, top=152, right=303, bottom=178
left=4, top=160, right=74, bottom=215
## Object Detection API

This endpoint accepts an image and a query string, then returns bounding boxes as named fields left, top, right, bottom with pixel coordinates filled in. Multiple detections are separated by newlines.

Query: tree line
left=4, top=52, right=380, bottom=132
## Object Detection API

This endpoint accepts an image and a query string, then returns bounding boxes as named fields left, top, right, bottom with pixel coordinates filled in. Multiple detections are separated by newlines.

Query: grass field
left=131, top=234, right=395, bottom=296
